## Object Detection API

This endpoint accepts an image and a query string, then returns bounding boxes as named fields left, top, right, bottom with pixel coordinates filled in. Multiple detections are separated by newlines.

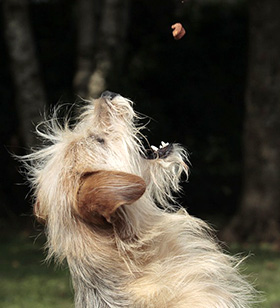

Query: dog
left=22, top=91, right=256, bottom=307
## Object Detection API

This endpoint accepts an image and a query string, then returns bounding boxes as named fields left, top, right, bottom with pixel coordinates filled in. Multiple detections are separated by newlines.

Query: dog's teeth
left=151, top=145, right=158, bottom=152
left=161, top=141, right=169, bottom=147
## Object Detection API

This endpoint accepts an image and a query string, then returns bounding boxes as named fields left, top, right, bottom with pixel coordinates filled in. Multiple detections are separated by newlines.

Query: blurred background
left=0, top=0, right=279, bottom=307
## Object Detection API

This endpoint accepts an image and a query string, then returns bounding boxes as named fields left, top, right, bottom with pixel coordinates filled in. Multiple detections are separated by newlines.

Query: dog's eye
left=96, top=137, right=105, bottom=144
left=89, top=134, right=105, bottom=145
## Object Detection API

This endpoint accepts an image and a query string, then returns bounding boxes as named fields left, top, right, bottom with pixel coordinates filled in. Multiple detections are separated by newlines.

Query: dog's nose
left=101, top=91, right=119, bottom=100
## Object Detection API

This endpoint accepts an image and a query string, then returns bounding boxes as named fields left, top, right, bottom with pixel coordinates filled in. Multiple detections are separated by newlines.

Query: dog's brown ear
left=76, top=170, right=146, bottom=224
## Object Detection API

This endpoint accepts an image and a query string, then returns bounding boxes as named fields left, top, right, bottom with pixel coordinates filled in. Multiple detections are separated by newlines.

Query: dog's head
left=25, top=92, right=189, bottom=229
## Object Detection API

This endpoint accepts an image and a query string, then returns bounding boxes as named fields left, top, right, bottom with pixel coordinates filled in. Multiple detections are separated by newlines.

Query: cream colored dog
left=23, top=92, right=255, bottom=308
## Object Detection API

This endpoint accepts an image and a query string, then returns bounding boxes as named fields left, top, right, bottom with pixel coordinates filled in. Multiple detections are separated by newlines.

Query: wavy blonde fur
left=22, top=94, right=256, bottom=308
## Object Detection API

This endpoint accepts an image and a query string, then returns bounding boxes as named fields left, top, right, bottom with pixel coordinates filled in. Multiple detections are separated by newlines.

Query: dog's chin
left=141, top=142, right=173, bottom=160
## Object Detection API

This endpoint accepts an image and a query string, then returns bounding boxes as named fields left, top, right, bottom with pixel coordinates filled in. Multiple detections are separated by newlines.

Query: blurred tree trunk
left=88, top=0, right=130, bottom=98
left=73, top=0, right=102, bottom=97
left=224, top=0, right=280, bottom=243
left=74, top=0, right=130, bottom=98
left=3, top=0, right=46, bottom=147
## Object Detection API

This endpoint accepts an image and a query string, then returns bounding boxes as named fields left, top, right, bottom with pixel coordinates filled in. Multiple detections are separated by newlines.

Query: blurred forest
left=0, top=0, right=280, bottom=243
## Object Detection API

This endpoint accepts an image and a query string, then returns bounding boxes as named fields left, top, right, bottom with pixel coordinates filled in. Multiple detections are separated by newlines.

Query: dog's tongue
left=143, top=142, right=173, bottom=160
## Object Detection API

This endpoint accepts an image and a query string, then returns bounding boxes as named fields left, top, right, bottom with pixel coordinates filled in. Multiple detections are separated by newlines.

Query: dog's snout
left=101, top=91, right=119, bottom=100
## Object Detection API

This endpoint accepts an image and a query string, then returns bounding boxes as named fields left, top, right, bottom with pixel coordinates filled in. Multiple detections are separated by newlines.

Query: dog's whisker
left=19, top=93, right=258, bottom=308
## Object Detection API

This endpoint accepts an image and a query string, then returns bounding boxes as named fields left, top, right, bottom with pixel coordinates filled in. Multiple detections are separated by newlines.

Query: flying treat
left=171, top=23, right=186, bottom=40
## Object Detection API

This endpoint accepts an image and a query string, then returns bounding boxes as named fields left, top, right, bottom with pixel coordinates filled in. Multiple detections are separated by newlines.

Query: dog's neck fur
left=22, top=95, right=256, bottom=308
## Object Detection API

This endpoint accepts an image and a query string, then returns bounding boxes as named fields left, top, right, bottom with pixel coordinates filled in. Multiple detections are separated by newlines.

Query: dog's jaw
left=22, top=92, right=256, bottom=308
left=98, top=95, right=175, bottom=162
left=142, top=142, right=173, bottom=160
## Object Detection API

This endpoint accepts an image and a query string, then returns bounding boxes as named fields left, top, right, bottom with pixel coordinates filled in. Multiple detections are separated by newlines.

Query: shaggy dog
left=22, top=92, right=255, bottom=308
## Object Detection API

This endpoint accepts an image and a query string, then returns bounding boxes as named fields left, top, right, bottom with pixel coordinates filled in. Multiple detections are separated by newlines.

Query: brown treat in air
left=171, top=23, right=186, bottom=40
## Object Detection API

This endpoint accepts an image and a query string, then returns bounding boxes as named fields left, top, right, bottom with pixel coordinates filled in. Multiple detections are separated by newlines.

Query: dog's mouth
left=141, top=141, right=173, bottom=160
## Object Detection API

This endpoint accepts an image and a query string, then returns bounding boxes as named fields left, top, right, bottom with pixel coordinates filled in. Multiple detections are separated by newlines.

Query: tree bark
left=223, top=0, right=280, bottom=243
left=73, top=0, right=102, bottom=97
left=88, top=0, right=130, bottom=98
left=3, top=0, right=47, bottom=147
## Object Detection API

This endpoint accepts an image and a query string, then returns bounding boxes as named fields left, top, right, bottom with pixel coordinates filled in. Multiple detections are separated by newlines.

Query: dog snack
left=171, top=23, right=186, bottom=40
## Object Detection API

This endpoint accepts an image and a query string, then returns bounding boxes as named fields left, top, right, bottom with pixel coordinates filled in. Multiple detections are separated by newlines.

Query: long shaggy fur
left=22, top=94, right=256, bottom=308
